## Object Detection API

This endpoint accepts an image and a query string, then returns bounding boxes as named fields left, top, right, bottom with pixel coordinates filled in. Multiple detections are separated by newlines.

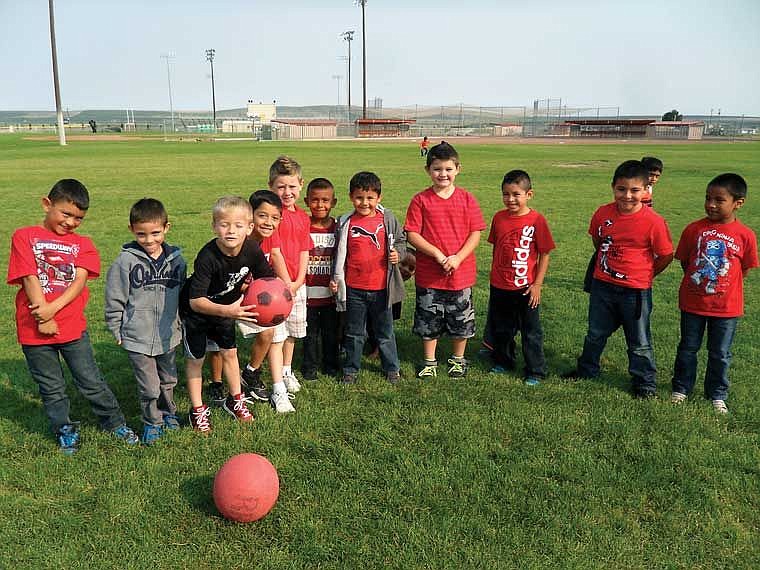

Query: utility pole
left=48, top=0, right=66, bottom=146
left=341, top=31, right=354, bottom=121
left=205, top=48, right=216, bottom=129
left=356, top=1, right=368, bottom=119
left=161, top=53, right=175, bottom=133
left=332, top=75, right=342, bottom=120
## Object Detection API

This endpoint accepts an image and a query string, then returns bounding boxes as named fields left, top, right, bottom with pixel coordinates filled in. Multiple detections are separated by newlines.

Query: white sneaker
left=670, top=392, right=687, bottom=404
left=270, top=391, right=296, bottom=413
left=283, top=371, right=301, bottom=393
left=712, top=399, right=728, bottom=414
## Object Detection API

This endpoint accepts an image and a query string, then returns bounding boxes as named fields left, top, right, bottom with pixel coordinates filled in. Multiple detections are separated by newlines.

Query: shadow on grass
left=0, top=358, right=49, bottom=435
left=181, top=474, right=219, bottom=518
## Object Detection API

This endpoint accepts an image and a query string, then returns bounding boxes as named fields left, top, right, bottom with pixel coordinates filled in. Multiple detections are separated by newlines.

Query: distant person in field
left=105, top=198, right=186, bottom=445
left=405, top=141, right=486, bottom=380
left=420, top=136, right=429, bottom=157
left=330, top=171, right=406, bottom=385
left=88, top=119, right=97, bottom=133
left=671, top=173, right=758, bottom=414
left=564, top=160, right=673, bottom=398
left=7, top=179, right=139, bottom=454
left=487, top=170, right=555, bottom=386
left=180, top=196, right=274, bottom=433
left=640, top=156, right=663, bottom=208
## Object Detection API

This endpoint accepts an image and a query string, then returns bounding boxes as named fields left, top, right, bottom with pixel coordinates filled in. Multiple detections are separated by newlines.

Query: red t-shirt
left=256, top=232, right=281, bottom=265
left=404, top=186, right=486, bottom=290
left=676, top=218, right=758, bottom=317
left=488, top=209, right=555, bottom=290
left=346, top=212, right=387, bottom=291
left=7, top=226, right=100, bottom=345
left=278, top=206, right=313, bottom=281
left=588, top=202, right=673, bottom=289
left=306, top=220, right=337, bottom=307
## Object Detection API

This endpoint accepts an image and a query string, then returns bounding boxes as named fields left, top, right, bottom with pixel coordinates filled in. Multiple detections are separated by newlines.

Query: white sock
left=272, top=381, right=287, bottom=395
left=282, top=366, right=292, bottom=376
left=245, top=364, right=257, bottom=372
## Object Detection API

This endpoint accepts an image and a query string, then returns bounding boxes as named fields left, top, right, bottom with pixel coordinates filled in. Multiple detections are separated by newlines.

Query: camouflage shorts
left=412, top=287, right=476, bottom=339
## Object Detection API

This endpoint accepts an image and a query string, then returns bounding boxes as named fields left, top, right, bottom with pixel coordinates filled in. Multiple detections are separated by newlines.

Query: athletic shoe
left=670, top=392, right=687, bottom=404
left=241, top=367, right=270, bottom=402
left=283, top=370, right=302, bottom=394
left=490, top=365, right=510, bottom=374
left=56, top=423, right=80, bottom=455
left=632, top=390, right=657, bottom=400
left=207, top=381, right=226, bottom=407
left=712, top=399, right=729, bottom=414
left=141, top=424, right=164, bottom=445
left=386, top=371, right=401, bottom=385
left=524, top=377, right=540, bottom=387
left=302, top=368, right=318, bottom=382
left=341, top=373, right=357, bottom=385
left=416, top=361, right=438, bottom=379
left=189, top=404, right=212, bottom=433
left=447, top=357, right=469, bottom=378
left=162, top=413, right=181, bottom=430
left=111, top=424, right=140, bottom=446
left=560, top=369, right=592, bottom=380
left=223, top=393, right=254, bottom=422
left=270, top=391, right=296, bottom=413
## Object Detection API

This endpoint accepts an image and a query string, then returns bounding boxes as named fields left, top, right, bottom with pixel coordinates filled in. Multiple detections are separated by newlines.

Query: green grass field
left=1, top=134, right=759, bottom=569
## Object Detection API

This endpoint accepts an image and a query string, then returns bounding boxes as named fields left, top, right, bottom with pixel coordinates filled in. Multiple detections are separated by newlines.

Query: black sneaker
left=447, top=357, right=469, bottom=378
left=241, top=367, right=270, bottom=402
left=302, top=368, right=318, bottom=381
left=207, top=381, right=226, bottom=407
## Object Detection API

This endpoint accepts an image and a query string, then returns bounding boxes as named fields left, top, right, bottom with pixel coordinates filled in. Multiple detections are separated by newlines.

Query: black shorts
left=181, top=312, right=237, bottom=360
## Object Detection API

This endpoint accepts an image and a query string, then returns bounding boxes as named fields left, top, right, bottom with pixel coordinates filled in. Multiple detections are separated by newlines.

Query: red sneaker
left=189, top=404, right=212, bottom=433
left=223, top=393, right=254, bottom=422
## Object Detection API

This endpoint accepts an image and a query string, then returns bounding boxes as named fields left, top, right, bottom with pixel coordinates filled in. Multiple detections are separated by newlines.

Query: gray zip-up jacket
left=332, top=205, right=406, bottom=312
left=105, top=242, right=186, bottom=356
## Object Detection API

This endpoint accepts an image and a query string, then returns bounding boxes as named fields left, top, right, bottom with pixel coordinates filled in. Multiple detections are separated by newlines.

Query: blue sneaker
left=490, top=365, right=509, bottom=374
left=111, top=424, right=139, bottom=446
left=162, top=413, right=181, bottom=430
left=56, top=423, right=80, bottom=455
left=141, top=424, right=164, bottom=445
left=524, top=377, right=541, bottom=387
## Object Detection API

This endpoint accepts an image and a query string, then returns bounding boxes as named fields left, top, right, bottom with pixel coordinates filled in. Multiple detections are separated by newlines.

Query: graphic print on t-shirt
left=596, top=219, right=627, bottom=281
left=690, top=232, right=731, bottom=295
left=350, top=222, right=384, bottom=249
left=210, top=267, right=250, bottom=300
left=33, top=239, right=78, bottom=293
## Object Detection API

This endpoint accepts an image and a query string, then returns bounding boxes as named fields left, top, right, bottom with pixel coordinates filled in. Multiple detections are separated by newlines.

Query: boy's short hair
left=249, top=189, right=283, bottom=212
left=641, top=156, right=664, bottom=172
left=612, top=160, right=649, bottom=185
left=502, top=170, right=532, bottom=190
left=212, top=196, right=252, bottom=221
left=307, top=177, right=334, bottom=195
left=349, top=171, right=382, bottom=195
left=48, top=179, right=89, bottom=210
left=708, top=173, right=747, bottom=200
left=268, top=155, right=302, bottom=185
left=129, top=198, right=168, bottom=226
left=426, top=141, right=460, bottom=167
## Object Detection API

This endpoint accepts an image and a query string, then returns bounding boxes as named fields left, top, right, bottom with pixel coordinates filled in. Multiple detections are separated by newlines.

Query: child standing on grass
left=565, top=160, right=673, bottom=398
left=7, top=179, right=139, bottom=454
left=640, top=156, right=663, bottom=209
left=331, top=171, right=406, bottom=384
left=671, top=173, right=758, bottom=413
left=487, top=170, right=555, bottom=386
left=405, top=141, right=486, bottom=379
left=302, top=177, right=341, bottom=380
left=180, top=196, right=275, bottom=433
left=105, top=198, right=186, bottom=445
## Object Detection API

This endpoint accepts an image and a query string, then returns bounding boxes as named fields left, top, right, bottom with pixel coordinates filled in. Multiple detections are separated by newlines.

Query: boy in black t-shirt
left=180, top=196, right=274, bottom=433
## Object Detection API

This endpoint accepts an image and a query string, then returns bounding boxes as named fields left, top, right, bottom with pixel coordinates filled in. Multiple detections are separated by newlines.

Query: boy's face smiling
left=705, top=185, right=743, bottom=224
left=251, top=202, right=282, bottom=241
left=350, top=187, right=381, bottom=217
left=213, top=207, right=253, bottom=255
left=501, top=183, right=533, bottom=216
left=270, top=175, right=303, bottom=211
left=612, top=177, right=646, bottom=215
left=42, top=198, right=86, bottom=236
left=426, top=158, right=460, bottom=192
left=305, top=187, right=337, bottom=222
left=130, top=220, right=169, bottom=259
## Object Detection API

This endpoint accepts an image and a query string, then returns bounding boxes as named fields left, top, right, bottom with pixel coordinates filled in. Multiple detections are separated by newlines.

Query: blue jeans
left=672, top=311, right=738, bottom=401
left=577, top=279, right=657, bottom=393
left=344, top=287, right=399, bottom=375
left=21, top=332, right=126, bottom=432
left=489, top=285, right=546, bottom=378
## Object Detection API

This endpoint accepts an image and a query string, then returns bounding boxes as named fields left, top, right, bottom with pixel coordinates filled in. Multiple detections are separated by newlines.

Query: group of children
left=8, top=143, right=757, bottom=454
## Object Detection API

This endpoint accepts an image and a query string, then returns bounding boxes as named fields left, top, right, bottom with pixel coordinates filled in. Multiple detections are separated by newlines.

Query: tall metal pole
left=206, top=49, right=216, bottom=129
left=48, top=0, right=66, bottom=146
left=161, top=53, right=175, bottom=133
left=357, top=0, right=368, bottom=119
left=342, top=31, right=354, bottom=122
left=332, top=75, right=342, bottom=120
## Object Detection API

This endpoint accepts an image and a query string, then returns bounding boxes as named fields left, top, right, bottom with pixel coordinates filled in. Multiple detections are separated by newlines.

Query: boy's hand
left=329, top=280, right=338, bottom=294
left=441, top=254, right=461, bottom=274
left=389, top=250, right=399, bottom=265
left=230, top=295, right=259, bottom=322
left=29, top=302, right=57, bottom=324
left=523, top=284, right=542, bottom=309
left=38, top=319, right=59, bottom=336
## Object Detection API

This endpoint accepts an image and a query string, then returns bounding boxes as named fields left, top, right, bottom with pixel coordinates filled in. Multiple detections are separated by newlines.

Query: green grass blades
left=1, top=134, right=759, bottom=568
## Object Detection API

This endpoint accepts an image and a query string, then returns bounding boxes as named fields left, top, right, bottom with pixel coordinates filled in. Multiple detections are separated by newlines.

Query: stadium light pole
left=47, top=0, right=66, bottom=146
left=355, top=0, right=368, bottom=119
left=341, top=31, right=354, bottom=122
left=161, top=53, right=175, bottom=133
left=332, top=75, right=342, bottom=120
left=205, top=48, right=217, bottom=129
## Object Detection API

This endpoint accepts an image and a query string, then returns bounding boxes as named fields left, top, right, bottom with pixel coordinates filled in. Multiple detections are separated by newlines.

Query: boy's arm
left=104, top=262, right=128, bottom=344
left=653, top=253, right=674, bottom=277
left=407, top=232, right=447, bottom=265
left=269, top=248, right=291, bottom=286
left=443, top=230, right=482, bottom=273
left=27, top=267, right=89, bottom=323
left=524, top=252, right=550, bottom=309
left=189, top=295, right=258, bottom=321
left=290, top=250, right=309, bottom=292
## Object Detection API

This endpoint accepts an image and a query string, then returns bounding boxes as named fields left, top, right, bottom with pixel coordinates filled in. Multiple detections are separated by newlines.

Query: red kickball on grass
left=242, top=277, right=293, bottom=327
left=213, top=453, right=280, bottom=522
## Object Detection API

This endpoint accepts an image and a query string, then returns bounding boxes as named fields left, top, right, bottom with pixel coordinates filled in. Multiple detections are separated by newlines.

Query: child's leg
left=422, top=338, right=438, bottom=361
left=21, top=344, right=72, bottom=432
left=343, top=287, right=371, bottom=374
left=704, top=316, right=738, bottom=401
left=155, top=349, right=179, bottom=417
left=186, top=357, right=206, bottom=408
left=321, top=306, right=341, bottom=374
left=248, top=327, right=274, bottom=371
left=519, top=298, right=546, bottom=378
left=672, top=311, right=706, bottom=396
left=60, top=333, right=126, bottom=431
left=489, top=286, right=518, bottom=369
left=208, top=350, right=223, bottom=382
left=283, top=285, right=307, bottom=373
left=302, top=306, right=320, bottom=375
left=450, top=338, right=468, bottom=359
left=220, top=348, right=243, bottom=396
left=268, top=340, right=295, bottom=413
left=125, top=351, right=164, bottom=426
left=368, top=290, right=399, bottom=373
left=413, top=287, right=444, bottom=362
left=577, top=280, right=621, bottom=378
left=619, top=289, right=656, bottom=394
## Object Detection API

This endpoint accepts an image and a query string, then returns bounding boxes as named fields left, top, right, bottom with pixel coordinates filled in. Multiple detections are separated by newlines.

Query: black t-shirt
left=180, top=237, right=274, bottom=316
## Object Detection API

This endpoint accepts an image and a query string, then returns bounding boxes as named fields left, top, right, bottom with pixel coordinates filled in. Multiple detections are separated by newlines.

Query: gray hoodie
left=105, top=242, right=186, bottom=356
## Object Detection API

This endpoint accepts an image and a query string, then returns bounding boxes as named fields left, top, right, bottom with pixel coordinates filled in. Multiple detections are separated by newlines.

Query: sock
left=424, top=359, right=437, bottom=366
left=245, top=364, right=257, bottom=373
left=282, top=365, right=292, bottom=376
left=272, top=381, right=287, bottom=395
left=451, top=355, right=465, bottom=362
left=211, top=379, right=222, bottom=385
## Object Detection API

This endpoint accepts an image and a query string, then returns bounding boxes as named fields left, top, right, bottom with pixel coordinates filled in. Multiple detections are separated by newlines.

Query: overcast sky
left=1, top=0, right=758, bottom=115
